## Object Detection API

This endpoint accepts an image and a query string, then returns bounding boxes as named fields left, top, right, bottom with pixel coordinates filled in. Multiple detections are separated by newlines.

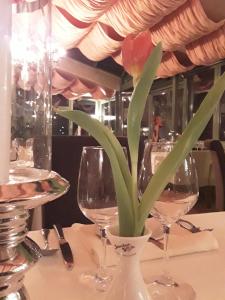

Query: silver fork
left=40, top=228, right=58, bottom=256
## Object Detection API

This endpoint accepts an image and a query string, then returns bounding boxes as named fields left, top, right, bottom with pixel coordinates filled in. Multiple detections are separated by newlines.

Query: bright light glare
left=11, top=14, right=66, bottom=65
left=142, top=127, right=149, bottom=132
left=90, top=114, right=116, bottom=121
left=103, top=115, right=116, bottom=121
left=11, top=35, right=66, bottom=64
left=11, top=38, right=45, bottom=64
left=90, top=114, right=98, bottom=119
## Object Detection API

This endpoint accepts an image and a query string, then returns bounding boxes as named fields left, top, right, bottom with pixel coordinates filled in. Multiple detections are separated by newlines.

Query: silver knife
left=53, top=224, right=74, bottom=270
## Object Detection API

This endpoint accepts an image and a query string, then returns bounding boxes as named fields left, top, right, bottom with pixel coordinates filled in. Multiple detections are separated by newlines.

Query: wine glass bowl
left=139, top=141, right=198, bottom=225
left=78, top=146, right=118, bottom=228
left=80, top=206, right=118, bottom=228
left=151, top=190, right=198, bottom=226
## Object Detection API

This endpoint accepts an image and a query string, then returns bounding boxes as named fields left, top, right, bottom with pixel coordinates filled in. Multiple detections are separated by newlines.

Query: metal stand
left=0, top=168, right=69, bottom=299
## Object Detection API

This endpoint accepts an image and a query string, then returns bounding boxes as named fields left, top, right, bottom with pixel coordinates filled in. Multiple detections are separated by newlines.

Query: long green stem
left=131, top=167, right=138, bottom=227
left=127, top=44, right=162, bottom=233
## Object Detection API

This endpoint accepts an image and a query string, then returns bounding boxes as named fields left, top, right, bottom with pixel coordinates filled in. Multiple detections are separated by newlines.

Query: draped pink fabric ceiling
left=52, top=69, right=114, bottom=100
left=50, top=0, right=225, bottom=98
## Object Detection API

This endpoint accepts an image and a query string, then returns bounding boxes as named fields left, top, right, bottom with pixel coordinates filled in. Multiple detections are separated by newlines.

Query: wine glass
left=139, top=141, right=199, bottom=300
left=77, top=146, right=121, bottom=291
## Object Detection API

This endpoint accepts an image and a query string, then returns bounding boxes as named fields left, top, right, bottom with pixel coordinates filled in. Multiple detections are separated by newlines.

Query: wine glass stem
left=98, top=227, right=107, bottom=277
left=162, top=224, right=172, bottom=280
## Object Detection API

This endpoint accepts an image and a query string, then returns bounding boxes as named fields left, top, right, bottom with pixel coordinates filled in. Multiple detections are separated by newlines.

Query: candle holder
left=0, top=167, right=69, bottom=300
left=0, top=1, right=70, bottom=299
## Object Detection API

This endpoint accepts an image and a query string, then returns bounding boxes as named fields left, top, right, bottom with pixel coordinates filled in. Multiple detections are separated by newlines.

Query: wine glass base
left=79, top=270, right=112, bottom=292
left=147, top=275, right=196, bottom=300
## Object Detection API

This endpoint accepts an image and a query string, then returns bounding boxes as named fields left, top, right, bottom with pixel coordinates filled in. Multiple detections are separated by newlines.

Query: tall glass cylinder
left=11, top=0, right=52, bottom=171
left=0, top=3, right=69, bottom=300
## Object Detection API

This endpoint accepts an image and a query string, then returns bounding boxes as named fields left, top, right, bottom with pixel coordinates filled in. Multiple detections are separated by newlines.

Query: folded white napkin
left=72, top=218, right=218, bottom=267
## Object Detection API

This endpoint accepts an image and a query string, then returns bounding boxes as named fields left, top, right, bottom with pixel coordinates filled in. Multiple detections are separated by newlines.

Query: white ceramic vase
left=104, top=225, right=153, bottom=300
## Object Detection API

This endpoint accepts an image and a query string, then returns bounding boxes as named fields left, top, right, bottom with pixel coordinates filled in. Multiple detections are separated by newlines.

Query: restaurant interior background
left=49, top=59, right=225, bottom=220
left=2, top=1, right=225, bottom=299
left=51, top=59, right=225, bottom=141
left=10, top=0, right=225, bottom=227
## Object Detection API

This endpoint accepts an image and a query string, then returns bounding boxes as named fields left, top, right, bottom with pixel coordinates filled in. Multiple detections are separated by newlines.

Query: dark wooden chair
left=208, top=140, right=225, bottom=211
left=191, top=140, right=225, bottom=213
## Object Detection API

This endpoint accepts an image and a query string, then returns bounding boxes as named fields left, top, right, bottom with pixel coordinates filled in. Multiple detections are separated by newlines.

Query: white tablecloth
left=25, top=212, right=225, bottom=300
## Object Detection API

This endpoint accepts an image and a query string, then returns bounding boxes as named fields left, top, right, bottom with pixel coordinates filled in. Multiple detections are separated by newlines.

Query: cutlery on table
left=24, top=235, right=56, bottom=257
left=177, top=219, right=213, bottom=233
left=24, top=236, right=43, bottom=259
left=53, top=224, right=74, bottom=270
left=148, top=218, right=214, bottom=249
left=40, top=228, right=58, bottom=256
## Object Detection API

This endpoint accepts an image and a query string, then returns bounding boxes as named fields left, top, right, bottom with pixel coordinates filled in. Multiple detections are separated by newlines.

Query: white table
left=25, top=212, right=225, bottom=300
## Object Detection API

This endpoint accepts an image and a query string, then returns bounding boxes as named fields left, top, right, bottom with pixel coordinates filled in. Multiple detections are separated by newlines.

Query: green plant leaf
left=136, top=71, right=225, bottom=236
left=127, top=43, right=162, bottom=213
left=57, top=109, right=132, bottom=194
left=57, top=109, right=134, bottom=236
left=102, top=125, right=133, bottom=196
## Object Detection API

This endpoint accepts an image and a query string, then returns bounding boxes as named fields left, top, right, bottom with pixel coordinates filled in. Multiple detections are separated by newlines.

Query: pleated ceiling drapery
left=16, top=0, right=225, bottom=99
